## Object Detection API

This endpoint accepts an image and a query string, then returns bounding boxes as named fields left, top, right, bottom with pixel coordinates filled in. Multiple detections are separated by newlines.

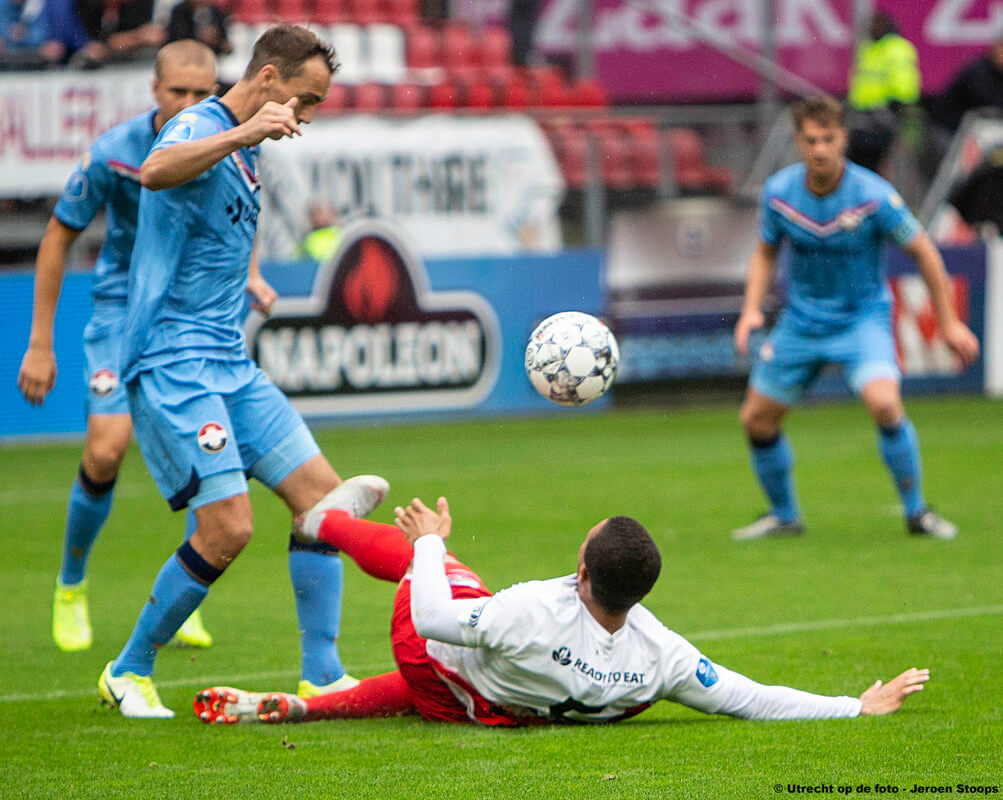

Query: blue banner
left=1, top=246, right=604, bottom=439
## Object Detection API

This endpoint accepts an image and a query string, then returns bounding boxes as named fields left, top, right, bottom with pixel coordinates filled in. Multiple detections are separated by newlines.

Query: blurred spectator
left=846, top=13, right=920, bottom=173
left=298, top=205, right=342, bottom=263
left=0, top=0, right=54, bottom=68
left=509, top=0, right=540, bottom=67
left=75, top=0, right=166, bottom=62
left=38, top=0, right=105, bottom=66
left=167, top=0, right=230, bottom=55
left=948, top=145, right=1003, bottom=233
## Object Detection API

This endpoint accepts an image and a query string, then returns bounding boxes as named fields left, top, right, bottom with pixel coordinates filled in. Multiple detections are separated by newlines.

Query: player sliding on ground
left=732, top=95, right=979, bottom=542
left=195, top=496, right=928, bottom=726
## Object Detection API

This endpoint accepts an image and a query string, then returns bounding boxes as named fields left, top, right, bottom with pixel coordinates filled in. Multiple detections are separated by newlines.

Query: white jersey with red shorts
left=406, top=537, right=862, bottom=726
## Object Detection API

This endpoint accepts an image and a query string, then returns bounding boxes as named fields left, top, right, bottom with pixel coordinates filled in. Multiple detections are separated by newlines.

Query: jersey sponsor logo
left=552, top=646, right=572, bottom=666
left=696, top=657, right=719, bottom=687
left=88, top=368, right=118, bottom=396
left=247, top=218, right=502, bottom=416
left=197, top=422, right=228, bottom=453
left=226, top=195, right=259, bottom=227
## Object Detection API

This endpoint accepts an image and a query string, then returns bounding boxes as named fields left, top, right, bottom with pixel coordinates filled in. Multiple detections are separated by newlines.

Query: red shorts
left=390, top=560, right=529, bottom=726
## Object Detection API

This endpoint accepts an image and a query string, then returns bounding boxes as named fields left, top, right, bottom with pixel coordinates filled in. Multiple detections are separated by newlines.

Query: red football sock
left=317, top=510, right=413, bottom=582
left=303, top=670, right=414, bottom=720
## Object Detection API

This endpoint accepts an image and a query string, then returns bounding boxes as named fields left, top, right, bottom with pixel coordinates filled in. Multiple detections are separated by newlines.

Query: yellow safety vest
left=300, top=227, right=342, bottom=262
left=848, top=34, right=920, bottom=111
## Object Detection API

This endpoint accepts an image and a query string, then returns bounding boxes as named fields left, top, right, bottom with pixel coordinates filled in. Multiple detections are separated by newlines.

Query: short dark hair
left=792, top=94, right=846, bottom=131
left=584, top=516, right=661, bottom=613
left=244, top=25, right=339, bottom=81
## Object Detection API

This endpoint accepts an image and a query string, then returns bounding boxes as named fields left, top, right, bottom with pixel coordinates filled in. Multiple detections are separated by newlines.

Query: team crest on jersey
left=246, top=218, right=501, bottom=417
left=88, top=368, right=118, bottom=396
left=552, top=647, right=573, bottom=666
left=838, top=208, right=865, bottom=231
left=696, top=657, right=719, bottom=687
left=197, top=422, right=228, bottom=453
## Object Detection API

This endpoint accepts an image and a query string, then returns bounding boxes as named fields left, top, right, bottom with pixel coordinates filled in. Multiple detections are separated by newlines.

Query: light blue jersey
left=122, top=97, right=260, bottom=383
left=54, top=109, right=158, bottom=414
left=54, top=109, right=156, bottom=313
left=759, top=161, right=921, bottom=334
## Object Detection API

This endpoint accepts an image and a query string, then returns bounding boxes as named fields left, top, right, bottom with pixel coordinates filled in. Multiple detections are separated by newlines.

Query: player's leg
left=299, top=509, right=413, bottom=583
left=193, top=671, right=414, bottom=724
left=847, top=315, right=957, bottom=539
left=169, top=508, right=214, bottom=648
left=100, top=364, right=251, bottom=717
left=53, top=413, right=131, bottom=651
left=734, top=319, right=818, bottom=540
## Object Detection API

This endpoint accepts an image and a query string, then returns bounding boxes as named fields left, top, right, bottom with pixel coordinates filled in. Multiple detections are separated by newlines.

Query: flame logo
left=342, top=239, right=400, bottom=323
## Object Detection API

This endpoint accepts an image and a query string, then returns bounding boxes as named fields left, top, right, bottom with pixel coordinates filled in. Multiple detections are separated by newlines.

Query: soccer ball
left=525, top=312, right=619, bottom=406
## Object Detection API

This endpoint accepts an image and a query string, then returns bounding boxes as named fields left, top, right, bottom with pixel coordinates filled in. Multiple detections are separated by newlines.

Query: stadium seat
left=464, top=80, right=496, bottom=110
left=667, top=128, right=733, bottom=194
left=549, top=123, right=588, bottom=189
left=327, top=24, right=365, bottom=83
left=274, top=0, right=306, bottom=22
left=354, top=82, right=386, bottom=111
left=479, top=27, right=511, bottom=69
left=314, top=0, right=345, bottom=23
left=426, top=80, right=458, bottom=109
left=387, top=0, right=418, bottom=24
left=596, top=129, right=632, bottom=190
left=231, top=0, right=270, bottom=24
left=318, top=82, right=351, bottom=114
left=351, top=0, right=383, bottom=24
left=622, top=120, right=661, bottom=188
left=570, top=77, right=608, bottom=108
left=443, top=21, right=476, bottom=71
left=500, top=77, right=530, bottom=108
left=389, top=82, right=424, bottom=111
left=405, top=24, right=438, bottom=69
left=366, top=24, right=407, bottom=84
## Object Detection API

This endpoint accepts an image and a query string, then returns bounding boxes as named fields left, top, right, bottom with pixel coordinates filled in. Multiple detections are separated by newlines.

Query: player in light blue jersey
left=15, top=41, right=250, bottom=653
left=732, top=95, right=979, bottom=542
left=98, top=25, right=389, bottom=719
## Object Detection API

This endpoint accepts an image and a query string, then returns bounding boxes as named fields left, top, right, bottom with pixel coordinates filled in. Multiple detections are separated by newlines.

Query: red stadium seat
left=622, top=120, right=661, bottom=188
left=594, top=129, right=632, bottom=189
left=427, top=80, right=458, bottom=109
left=318, top=82, right=351, bottom=114
left=500, top=77, right=529, bottom=108
left=667, top=128, right=733, bottom=193
left=443, top=22, right=476, bottom=70
left=464, top=80, right=495, bottom=109
left=570, top=77, right=608, bottom=108
left=406, top=24, right=438, bottom=69
left=387, top=0, right=418, bottom=24
left=314, top=0, right=345, bottom=23
left=351, top=0, right=383, bottom=24
left=232, top=0, right=270, bottom=24
left=275, top=0, right=305, bottom=22
left=550, top=124, right=588, bottom=189
left=479, top=26, right=511, bottom=68
left=390, top=82, right=424, bottom=110
left=538, top=80, right=569, bottom=107
left=354, top=82, right=386, bottom=111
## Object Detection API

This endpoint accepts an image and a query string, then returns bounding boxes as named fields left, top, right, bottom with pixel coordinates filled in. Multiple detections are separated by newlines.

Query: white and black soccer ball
left=525, top=312, right=619, bottom=406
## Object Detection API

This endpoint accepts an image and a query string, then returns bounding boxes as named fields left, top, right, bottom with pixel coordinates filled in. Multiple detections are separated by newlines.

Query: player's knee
left=740, top=404, right=778, bottom=439
left=868, top=399, right=902, bottom=427
left=83, top=439, right=128, bottom=478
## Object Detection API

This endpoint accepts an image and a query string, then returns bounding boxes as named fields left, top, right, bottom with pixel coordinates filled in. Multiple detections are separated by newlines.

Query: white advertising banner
left=258, top=114, right=564, bottom=258
left=0, top=69, right=154, bottom=198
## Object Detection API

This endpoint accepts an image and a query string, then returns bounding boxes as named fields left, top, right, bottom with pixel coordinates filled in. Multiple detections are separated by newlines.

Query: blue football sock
left=59, top=471, right=115, bottom=586
left=289, top=539, right=347, bottom=686
left=111, top=542, right=218, bottom=677
left=878, top=418, right=925, bottom=519
left=750, top=433, right=801, bottom=524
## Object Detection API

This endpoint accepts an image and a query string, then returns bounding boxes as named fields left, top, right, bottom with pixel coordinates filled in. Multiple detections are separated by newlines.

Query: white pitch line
left=3, top=604, right=1001, bottom=705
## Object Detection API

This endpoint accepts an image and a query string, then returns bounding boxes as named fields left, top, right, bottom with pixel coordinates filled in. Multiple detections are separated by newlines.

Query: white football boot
left=292, top=475, right=390, bottom=544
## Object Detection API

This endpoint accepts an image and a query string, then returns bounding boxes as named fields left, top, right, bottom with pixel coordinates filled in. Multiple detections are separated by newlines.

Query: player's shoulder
left=843, top=162, right=904, bottom=206
left=89, top=109, right=157, bottom=162
left=763, top=163, right=806, bottom=199
left=156, top=97, right=229, bottom=145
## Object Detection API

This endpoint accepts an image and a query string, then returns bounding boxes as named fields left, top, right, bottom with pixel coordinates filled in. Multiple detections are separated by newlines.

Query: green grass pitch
left=1, top=397, right=1001, bottom=799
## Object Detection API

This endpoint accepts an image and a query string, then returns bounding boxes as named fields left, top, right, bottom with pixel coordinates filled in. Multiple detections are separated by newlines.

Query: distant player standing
left=732, top=95, right=979, bottom=541
left=17, top=40, right=235, bottom=652
left=98, top=25, right=387, bottom=718
left=193, top=496, right=928, bottom=726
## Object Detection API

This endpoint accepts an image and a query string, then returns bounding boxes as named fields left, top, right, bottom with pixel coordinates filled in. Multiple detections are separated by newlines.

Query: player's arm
left=396, top=497, right=488, bottom=646
left=246, top=247, right=277, bottom=315
left=18, top=218, right=82, bottom=405
left=734, top=240, right=778, bottom=356
left=141, top=98, right=302, bottom=191
left=902, top=231, right=980, bottom=366
left=666, top=657, right=928, bottom=720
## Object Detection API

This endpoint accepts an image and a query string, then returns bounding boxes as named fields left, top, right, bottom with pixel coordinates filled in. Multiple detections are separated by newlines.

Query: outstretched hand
left=394, top=496, right=451, bottom=545
left=859, top=667, right=929, bottom=715
left=241, top=97, right=301, bottom=146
